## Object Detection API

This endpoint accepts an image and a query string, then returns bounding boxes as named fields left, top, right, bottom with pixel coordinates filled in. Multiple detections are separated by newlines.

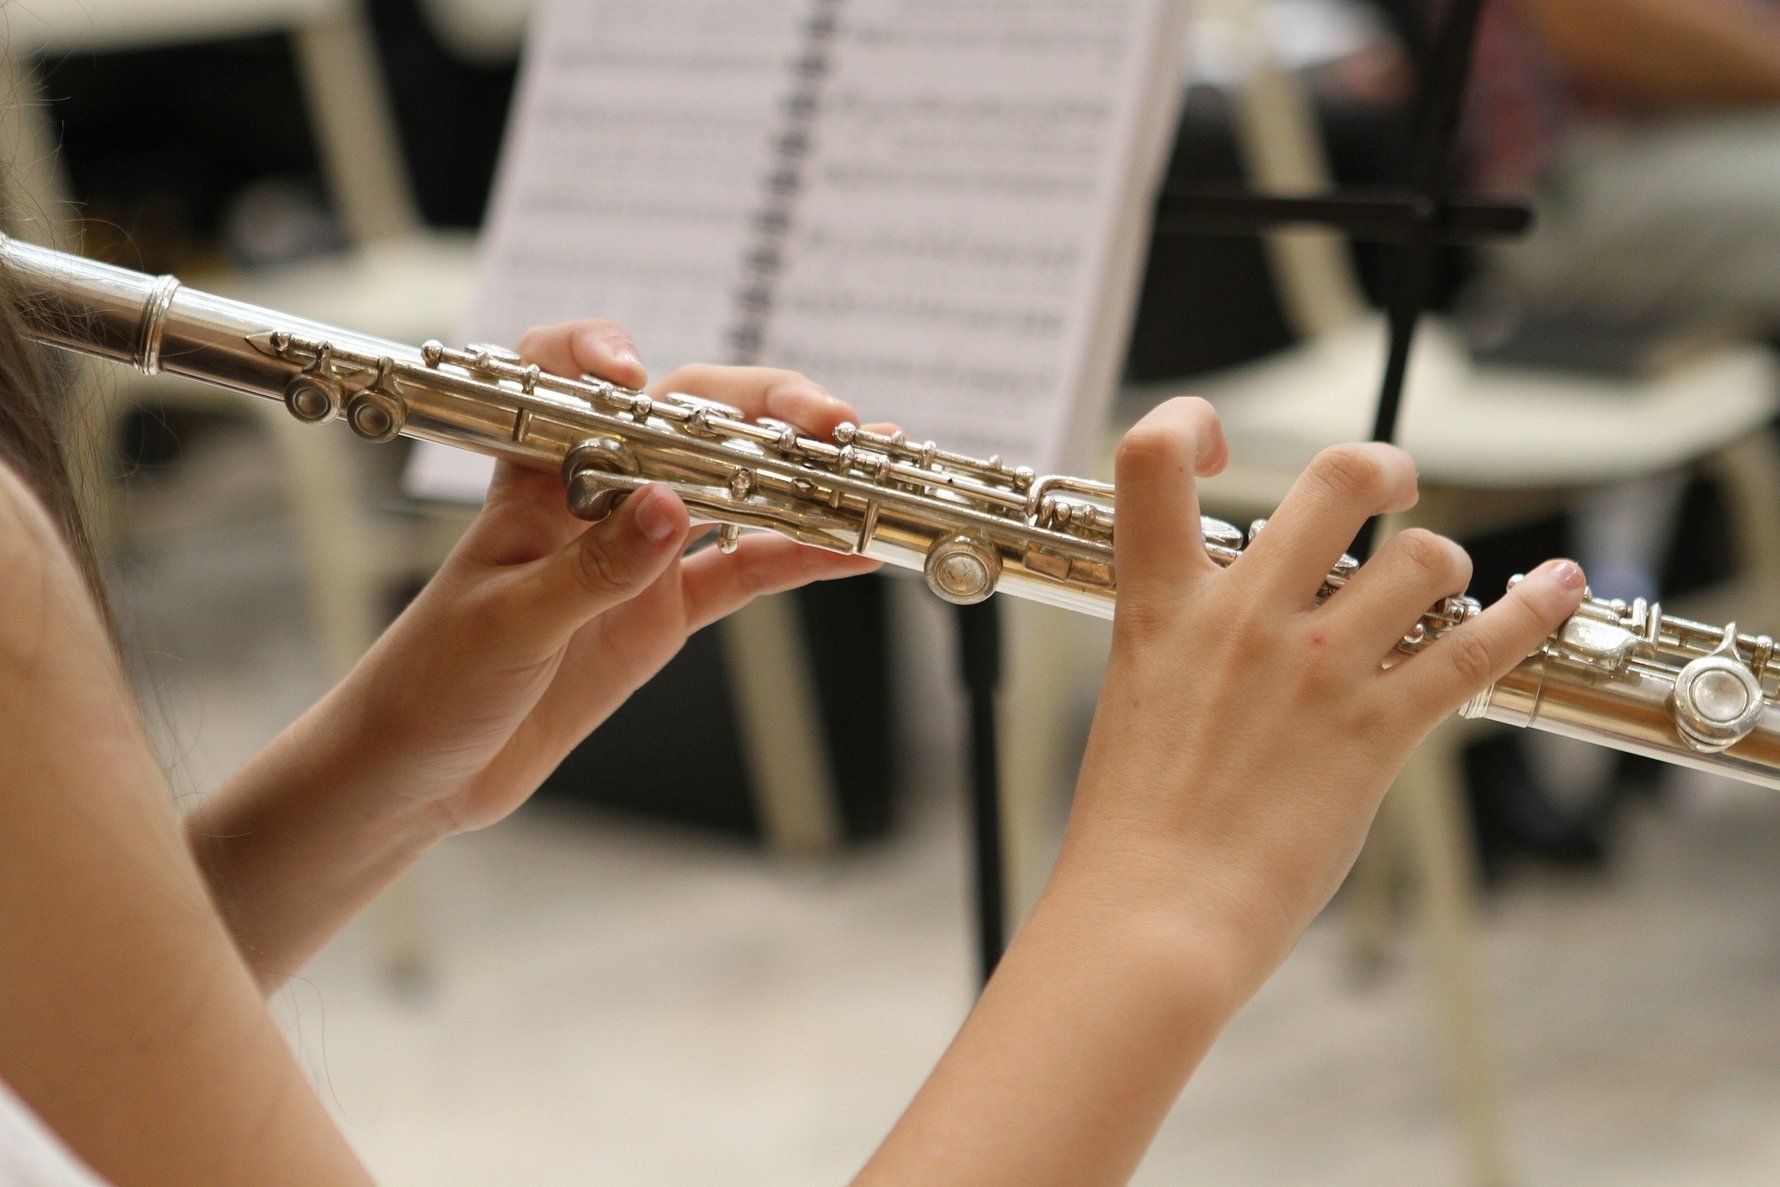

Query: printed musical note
left=407, top=0, right=1185, bottom=501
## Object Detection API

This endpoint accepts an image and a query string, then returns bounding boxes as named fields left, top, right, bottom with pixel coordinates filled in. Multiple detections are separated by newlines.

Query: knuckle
left=573, top=539, right=632, bottom=599
left=796, top=374, right=836, bottom=400
left=580, top=318, right=631, bottom=340
left=1291, top=622, right=1354, bottom=696
left=1305, top=444, right=1388, bottom=506
left=1114, top=422, right=1192, bottom=480
left=767, top=373, right=827, bottom=405
left=1502, top=585, right=1561, bottom=642
left=1443, top=629, right=1497, bottom=688
left=1116, top=578, right=1213, bottom=642
left=1393, top=529, right=1471, bottom=589
left=573, top=320, right=638, bottom=359
left=1154, top=394, right=1217, bottom=433
left=1221, top=590, right=1272, bottom=639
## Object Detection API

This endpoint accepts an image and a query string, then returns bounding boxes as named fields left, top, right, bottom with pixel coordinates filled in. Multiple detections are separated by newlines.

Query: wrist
left=1047, top=817, right=1297, bottom=1011
left=862, top=844, right=1249, bottom=1184
left=189, top=694, right=458, bottom=991
left=279, top=677, right=462, bottom=848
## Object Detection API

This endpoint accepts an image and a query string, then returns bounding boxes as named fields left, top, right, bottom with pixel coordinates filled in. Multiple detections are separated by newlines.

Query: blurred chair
left=7, top=0, right=479, bottom=678
left=416, top=0, right=533, bottom=62
left=5, top=0, right=847, bottom=861
left=1169, top=6, right=1780, bottom=1186
left=3, top=0, right=495, bottom=993
left=1003, top=2, right=1780, bottom=1184
left=415, top=0, right=850, bottom=856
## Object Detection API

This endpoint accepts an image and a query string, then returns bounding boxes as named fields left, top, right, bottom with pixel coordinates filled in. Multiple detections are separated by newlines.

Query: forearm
left=186, top=681, right=455, bottom=994
left=855, top=850, right=1243, bottom=1186
left=4, top=724, right=379, bottom=1187
left=1509, top=0, right=1780, bottom=105
left=0, top=473, right=375, bottom=1185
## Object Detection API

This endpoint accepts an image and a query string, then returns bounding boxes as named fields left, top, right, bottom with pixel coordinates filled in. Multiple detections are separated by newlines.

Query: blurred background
left=9, top=0, right=1780, bottom=1183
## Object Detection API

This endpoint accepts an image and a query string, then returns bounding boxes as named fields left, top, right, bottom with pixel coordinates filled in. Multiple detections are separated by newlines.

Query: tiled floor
left=116, top=421, right=1780, bottom=1185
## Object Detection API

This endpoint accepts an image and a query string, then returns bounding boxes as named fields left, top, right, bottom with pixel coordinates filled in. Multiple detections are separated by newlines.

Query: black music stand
left=961, top=0, right=1528, bottom=984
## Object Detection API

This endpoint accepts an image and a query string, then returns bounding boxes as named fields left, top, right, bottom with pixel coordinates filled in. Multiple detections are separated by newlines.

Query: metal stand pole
left=954, top=598, right=1006, bottom=985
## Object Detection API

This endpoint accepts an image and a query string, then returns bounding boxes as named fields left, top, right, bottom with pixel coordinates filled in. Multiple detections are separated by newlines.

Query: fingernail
left=1531, top=558, right=1586, bottom=591
left=632, top=485, right=678, bottom=543
left=610, top=342, right=643, bottom=371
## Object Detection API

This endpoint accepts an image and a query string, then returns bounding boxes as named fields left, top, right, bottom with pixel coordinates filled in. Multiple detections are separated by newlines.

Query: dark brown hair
left=0, top=262, right=109, bottom=607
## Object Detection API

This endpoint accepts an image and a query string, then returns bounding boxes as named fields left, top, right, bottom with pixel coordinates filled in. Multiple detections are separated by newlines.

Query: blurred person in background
left=1458, top=0, right=1780, bottom=865
left=1475, top=0, right=1780, bottom=325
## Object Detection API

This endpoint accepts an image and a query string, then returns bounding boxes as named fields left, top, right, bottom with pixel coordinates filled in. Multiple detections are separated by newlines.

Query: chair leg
left=1700, top=430, right=1780, bottom=631
left=719, top=593, right=843, bottom=854
left=1398, top=733, right=1515, bottom=1187
left=1341, top=788, right=1405, bottom=984
left=997, top=599, right=1110, bottom=924
left=366, top=866, right=435, bottom=998
left=263, top=409, right=442, bottom=993
left=262, top=410, right=390, bottom=678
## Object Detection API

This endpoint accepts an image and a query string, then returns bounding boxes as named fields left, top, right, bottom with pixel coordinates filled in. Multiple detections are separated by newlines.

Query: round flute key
left=283, top=372, right=341, bottom=424
left=924, top=534, right=1001, bottom=605
left=1672, top=652, right=1765, bottom=752
left=345, top=389, right=405, bottom=444
left=1694, top=670, right=1750, bottom=720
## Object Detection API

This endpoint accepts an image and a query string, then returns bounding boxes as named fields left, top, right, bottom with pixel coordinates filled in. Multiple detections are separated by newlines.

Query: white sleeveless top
left=0, top=1078, right=110, bottom=1187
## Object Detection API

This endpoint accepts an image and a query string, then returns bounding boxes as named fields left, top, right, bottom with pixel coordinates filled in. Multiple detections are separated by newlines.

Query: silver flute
left=6, top=234, right=1780, bottom=791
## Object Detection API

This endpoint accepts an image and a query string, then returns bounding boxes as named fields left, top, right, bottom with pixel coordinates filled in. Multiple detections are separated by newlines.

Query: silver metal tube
left=9, top=234, right=1780, bottom=791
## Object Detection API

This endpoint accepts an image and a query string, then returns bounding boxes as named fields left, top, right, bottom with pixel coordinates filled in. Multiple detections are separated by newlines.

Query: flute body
left=6, top=234, right=1780, bottom=791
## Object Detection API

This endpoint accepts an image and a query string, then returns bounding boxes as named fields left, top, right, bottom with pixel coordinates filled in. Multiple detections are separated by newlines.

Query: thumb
left=535, top=483, right=689, bottom=633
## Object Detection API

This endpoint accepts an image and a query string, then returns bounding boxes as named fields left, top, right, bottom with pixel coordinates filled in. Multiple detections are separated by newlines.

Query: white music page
left=407, top=0, right=1186, bottom=501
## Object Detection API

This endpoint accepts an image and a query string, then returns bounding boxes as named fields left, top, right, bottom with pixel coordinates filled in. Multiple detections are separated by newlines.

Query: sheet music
left=763, top=0, right=1184, bottom=470
left=409, top=0, right=1185, bottom=500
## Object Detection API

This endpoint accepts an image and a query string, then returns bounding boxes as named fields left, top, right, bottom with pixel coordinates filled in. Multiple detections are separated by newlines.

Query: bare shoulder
left=0, top=458, right=104, bottom=671
left=0, top=457, right=69, bottom=561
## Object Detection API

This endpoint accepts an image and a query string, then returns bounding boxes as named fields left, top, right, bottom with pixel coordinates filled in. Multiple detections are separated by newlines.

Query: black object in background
left=36, top=35, right=332, bottom=269
left=1124, top=81, right=1427, bottom=385
left=953, top=599, right=1005, bottom=982
left=539, top=577, right=898, bottom=844
left=364, top=0, right=518, bottom=229
left=1123, top=85, right=1296, bottom=383
left=35, top=0, right=515, bottom=271
left=1463, top=300, right=1752, bottom=381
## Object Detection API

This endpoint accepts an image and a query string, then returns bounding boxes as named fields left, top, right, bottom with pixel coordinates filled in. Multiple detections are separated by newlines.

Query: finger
left=527, top=483, right=691, bottom=638
left=1386, top=557, right=1587, bottom=722
left=516, top=320, right=647, bottom=389
left=1320, top=527, right=1472, bottom=658
left=1240, top=442, right=1418, bottom=606
left=448, top=459, right=605, bottom=567
left=678, top=535, right=881, bottom=634
left=1111, top=397, right=1228, bottom=603
left=651, top=364, right=856, bottom=438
